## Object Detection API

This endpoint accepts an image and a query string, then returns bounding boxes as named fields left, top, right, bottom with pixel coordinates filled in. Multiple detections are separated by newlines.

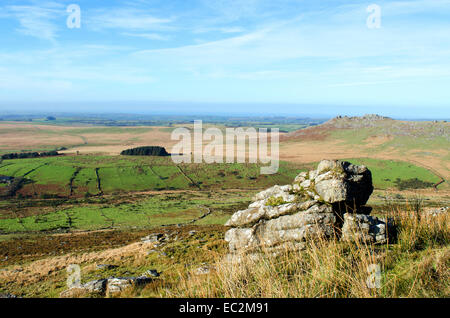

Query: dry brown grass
left=0, top=122, right=175, bottom=154
left=0, top=208, right=447, bottom=298
left=157, top=208, right=449, bottom=298
left=0, top=241, right=157, bottom=285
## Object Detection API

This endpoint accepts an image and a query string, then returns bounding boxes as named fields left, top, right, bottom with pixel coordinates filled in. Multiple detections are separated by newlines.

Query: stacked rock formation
left=225, top=160, right=392, bottom=255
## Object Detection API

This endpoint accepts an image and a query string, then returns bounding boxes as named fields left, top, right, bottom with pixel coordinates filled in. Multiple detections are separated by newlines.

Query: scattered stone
left=0, top=293, right=18, bottom=298
left=194, top=265, right=213, bottom=275
left=144, top=269, right=160, bottom=277
left=60, top=279, right=107, bottom=297
left=106, top=277, right=134, bottom=295
left=96, top=264, right=118, bottom=270
left=147, top=249, right=168, bottom=258
left=60, top=276, right=154, bottom=298
left=424, top=206, right=448, bottom=216
left=82, top=279, right=108, bottom=293
left=147, top=249, right=158, bottom=255
left=141, top=233, right=164, bottom=243
left=188, top=230, right=197, bottom=236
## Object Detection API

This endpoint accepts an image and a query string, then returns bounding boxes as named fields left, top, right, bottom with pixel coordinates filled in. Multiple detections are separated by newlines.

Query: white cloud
left=3, top=2, right=64, bottom=41
left=130, top=0, right=450, bottom=82
left=121, top=32, right=170, bottom=41
left=1, top=0, right=450, bottom=107
left=86, top=8, right=174, bottom=31
left=192, top=26, right=245, bottom=34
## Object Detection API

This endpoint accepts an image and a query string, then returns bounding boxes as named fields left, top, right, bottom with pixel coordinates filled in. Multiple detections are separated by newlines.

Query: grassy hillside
left=346, top=158, right=441, bottom=189
left=0, top=156, right=442, bottom=235
left=0, top=190, right=253, bottom=234
left=0, top=155, right=441, bottom=200
left=280, top=115, right=449, bottom=185
left=0, top=156, right=307, bottom=198
left=0, top=206, right=448, bottom=298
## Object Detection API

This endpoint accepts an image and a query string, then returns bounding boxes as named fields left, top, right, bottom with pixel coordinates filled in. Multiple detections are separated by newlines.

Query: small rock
left=144, top=269, right=160, bottom=277
left=146, top=249, right=158, bottom=255
left=194, top=266, right=212, bottom=275
left=424, top=206, right=448, bottom=216
left=0, top=293, right=18, bottom=298
left=141, top=233, right=164, bottom=243
left=60, top=279, right=107, bottom=297
left=106, top=277, right=134, bottom=295
left=82, top=279, right=108, bottom=293
left=106, top=276, right=153, bottom=295
left=96, top=264, right=118, bottom=270
left=61, top=275, right=155, bottom=298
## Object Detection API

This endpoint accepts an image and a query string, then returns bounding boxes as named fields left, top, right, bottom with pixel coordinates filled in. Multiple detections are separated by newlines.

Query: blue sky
left=0, top=0, right=450, bottom=118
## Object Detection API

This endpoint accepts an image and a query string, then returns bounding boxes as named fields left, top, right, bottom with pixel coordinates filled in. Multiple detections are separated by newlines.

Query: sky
left=0, top=0, right=450, bottom=118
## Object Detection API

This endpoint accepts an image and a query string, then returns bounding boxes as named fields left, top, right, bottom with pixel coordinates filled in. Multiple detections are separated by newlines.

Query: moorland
left=0, top=114, right=448, bottom=298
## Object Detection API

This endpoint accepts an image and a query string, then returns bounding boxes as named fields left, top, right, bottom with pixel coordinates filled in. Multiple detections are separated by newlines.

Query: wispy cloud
left=121, top=32, right=170, bottom=41
left=192, top=26, right=245, bottom=34
left=86, top=8, right=174, bottom=31
left=1, top=0, right=450, bottom=113
left=3, top=2, right=64, bottom=41
left=132, top=0, right=450, bottom=81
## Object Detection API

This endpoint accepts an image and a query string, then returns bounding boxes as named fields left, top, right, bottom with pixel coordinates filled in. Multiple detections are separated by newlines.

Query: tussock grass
left=157, top=206, right=449, bottom=298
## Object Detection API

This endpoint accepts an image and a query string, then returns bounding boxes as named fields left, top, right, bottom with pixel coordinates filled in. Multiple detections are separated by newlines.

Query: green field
left=0, top=155, right=442, bottom=234
left=0, top=191, right=253, bottom=234
left=0, top=155, right=307, bottom=233
left=346, top=158, right=441, bottom=189
left=0, top=155, right=306, bottom=197
left=0, top=155, right=441, bottom=198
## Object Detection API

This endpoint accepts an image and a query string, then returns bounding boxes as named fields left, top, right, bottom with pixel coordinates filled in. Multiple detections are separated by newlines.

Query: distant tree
left=120, top=146, right=169, bottom=157
left=40, top=150, right=59, bottom=157
left=1, top=151, right=59, bottom=160
left=46, top=116, right=56, bottom=121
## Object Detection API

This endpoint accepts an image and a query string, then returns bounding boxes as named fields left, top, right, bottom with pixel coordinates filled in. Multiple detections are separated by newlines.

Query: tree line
left=120, top=146, right=169, bottom=156
left=1, top=151, right=60, bottom=160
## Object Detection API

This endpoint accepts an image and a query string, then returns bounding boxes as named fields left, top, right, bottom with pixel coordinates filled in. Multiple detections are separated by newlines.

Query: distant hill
left=283, top=114, right=449, bottom=141
left=279, top=114, right=449, bottom=186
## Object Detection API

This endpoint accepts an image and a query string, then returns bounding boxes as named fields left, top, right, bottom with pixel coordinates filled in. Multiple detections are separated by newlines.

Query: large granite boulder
left=293, top=159, right=373, bottom=211
left=225, top=160, right=389, bottom=255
